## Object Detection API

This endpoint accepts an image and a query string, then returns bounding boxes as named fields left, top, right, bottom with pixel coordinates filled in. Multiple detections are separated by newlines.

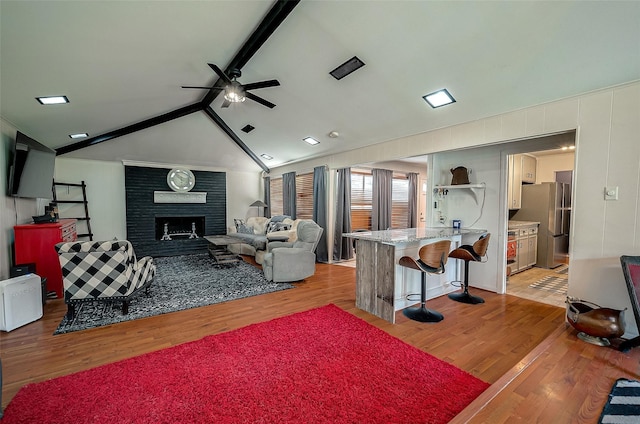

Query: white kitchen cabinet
left=508, top=222, right=539, bottom=274
left=527, top=229, right=538, bottom=267
left=507, top=155, right=523, bottom=210
left=521, top=154, right=537, bottom=183
left=516, top=229, right=530, bottom=272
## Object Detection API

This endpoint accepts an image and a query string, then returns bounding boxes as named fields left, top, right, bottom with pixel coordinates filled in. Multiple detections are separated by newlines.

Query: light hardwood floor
left=1, top=258, right=638, bottom=422
left=507, top=265, right=567, bottom=308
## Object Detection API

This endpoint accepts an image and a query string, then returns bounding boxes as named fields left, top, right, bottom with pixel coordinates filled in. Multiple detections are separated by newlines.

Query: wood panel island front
left=343, top=228, right=487, bottom=323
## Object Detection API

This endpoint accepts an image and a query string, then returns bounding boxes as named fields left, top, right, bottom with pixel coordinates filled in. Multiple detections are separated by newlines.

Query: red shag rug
left=3, top=304, right=488, bottom=423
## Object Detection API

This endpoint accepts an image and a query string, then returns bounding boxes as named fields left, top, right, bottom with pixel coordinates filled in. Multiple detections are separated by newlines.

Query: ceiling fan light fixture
left=224, top=81, right=246, bottom=103
left=423, top=89, right=456, bottom=108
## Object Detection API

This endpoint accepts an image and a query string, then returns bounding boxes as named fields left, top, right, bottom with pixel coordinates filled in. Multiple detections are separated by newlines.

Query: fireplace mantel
left=153, top=191, right=207, bottom=204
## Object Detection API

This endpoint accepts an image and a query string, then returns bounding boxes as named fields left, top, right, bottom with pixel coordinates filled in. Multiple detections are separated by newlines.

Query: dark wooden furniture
left=14, top=219, right=77, bottom=298
left=204, top=235, right=242, bottom=266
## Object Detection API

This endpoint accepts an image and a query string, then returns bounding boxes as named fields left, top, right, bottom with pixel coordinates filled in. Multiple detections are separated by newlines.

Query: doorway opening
left=505, top=144, right=575, bottom=308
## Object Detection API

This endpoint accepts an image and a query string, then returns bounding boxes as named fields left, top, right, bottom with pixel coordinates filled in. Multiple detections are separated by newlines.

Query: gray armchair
left=262, top=220, right=323, bottom=282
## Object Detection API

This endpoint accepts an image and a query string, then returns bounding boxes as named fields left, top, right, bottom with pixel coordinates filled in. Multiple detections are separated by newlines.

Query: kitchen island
left=343, top=228, right=487, bottom=323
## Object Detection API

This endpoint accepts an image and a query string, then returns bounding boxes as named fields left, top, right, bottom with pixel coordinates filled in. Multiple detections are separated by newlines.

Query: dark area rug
left=54, top=254, right=293, bottom=334
left=599, top=378, right=640, bottom=423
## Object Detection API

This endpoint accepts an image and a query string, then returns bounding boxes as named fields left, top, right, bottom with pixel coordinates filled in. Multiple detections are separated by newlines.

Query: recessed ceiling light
left=423, top=89, right=455, bottom=108
left=69, top=133, right=88, bottom=139
left=303, top=137, right=320, bottom=145
left=241, top=124, right=255, bottom=133
left=36, top=95, right=69, bottom=105
left=261, top=154, right=273, bottom=160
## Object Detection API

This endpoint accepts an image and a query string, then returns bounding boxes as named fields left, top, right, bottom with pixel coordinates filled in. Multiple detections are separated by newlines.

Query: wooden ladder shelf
left=52, top=180, right=94, bottom=241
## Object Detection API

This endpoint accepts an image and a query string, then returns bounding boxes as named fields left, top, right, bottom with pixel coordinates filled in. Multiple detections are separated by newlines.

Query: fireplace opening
left=155, top=216, right=205, bottom=240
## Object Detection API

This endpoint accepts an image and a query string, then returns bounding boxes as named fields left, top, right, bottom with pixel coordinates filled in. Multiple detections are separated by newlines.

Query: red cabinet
left=14, top=219, right=77, bottom=298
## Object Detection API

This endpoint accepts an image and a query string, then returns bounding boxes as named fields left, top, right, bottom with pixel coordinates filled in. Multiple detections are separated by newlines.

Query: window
left=391, top=176, right=409, bottom=229
left=269, top=172, right=314, bottom=219
left=350, top=171, right=372, bottom=230
left=350, top=170, right=410, bottom=230
left=269, top=177, right=283, bottom=217
left=295, top=172, right=314, bottom=219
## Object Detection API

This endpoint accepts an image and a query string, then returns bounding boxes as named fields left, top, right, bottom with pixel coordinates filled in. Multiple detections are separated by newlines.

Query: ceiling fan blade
left=221, top=99, right=232, bottom=108
left=181, top=86, right=224, bottom=90
left=246, top=92, right=276, bottom=109
left=242, top=79, right=280, bottom=91
left=208, top=63, right=232, bottom=84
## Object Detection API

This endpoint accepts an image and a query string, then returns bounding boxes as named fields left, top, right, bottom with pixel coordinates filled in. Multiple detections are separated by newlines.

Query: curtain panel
left=333, top=168, right=353, bottom=261
left=264, top=176, right=271, bottom=218
left=407, top=172, right=418, bottom=228
left=372, top=168, right=393, bottom=231
left=313, top=166, right=328, bottom=262
left=282, top=171, right=297, bottom=219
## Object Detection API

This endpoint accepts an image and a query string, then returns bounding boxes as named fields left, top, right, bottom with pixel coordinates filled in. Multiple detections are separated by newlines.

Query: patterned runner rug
left=529, top=275, right=568, bottom=294
left=555, top=264, right=569, bottom=274
left=599, top=379, right=640, bottom=423
left=54, top=253, right=293, bottom=334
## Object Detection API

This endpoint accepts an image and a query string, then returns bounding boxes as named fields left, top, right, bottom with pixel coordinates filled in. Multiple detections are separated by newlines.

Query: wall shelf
left=434, top=182, right=486, bottom=204
left=434, top=183, right=486, bottom=190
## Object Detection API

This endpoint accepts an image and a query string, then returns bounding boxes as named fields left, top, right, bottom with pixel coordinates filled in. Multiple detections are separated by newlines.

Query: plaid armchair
left=55, top=240, right=155, bottom=319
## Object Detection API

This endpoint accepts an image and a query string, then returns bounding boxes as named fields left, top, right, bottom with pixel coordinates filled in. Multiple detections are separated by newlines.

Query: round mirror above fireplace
left=167, top=168, right=195, bottom=192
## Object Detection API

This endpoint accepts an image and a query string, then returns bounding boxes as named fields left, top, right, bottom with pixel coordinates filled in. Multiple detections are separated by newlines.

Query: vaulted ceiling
left=1, top=1, right=639, bottom=173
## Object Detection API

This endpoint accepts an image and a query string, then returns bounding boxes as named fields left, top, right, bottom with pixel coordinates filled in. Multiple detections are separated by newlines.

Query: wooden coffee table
left=204, top=235, right=243, bottom=266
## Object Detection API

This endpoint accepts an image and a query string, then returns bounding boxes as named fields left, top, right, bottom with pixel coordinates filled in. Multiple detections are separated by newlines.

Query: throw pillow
left=267, top=221, right=291, bottom=233
left=269, top=215, right=291, bottom=223
left=234, top=218, right=254, bottom=234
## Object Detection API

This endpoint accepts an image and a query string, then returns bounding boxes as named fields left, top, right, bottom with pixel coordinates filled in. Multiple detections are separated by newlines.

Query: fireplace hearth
left=155, top=216, right=205, bottom=241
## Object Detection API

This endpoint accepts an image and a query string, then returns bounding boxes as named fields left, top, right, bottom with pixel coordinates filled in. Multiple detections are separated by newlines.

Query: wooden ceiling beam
left=203, top=106, right=269, bottom=173
left=200, top=0, right=301, bottom=107
left=56, top=0, right=300, bottom=168
left=55, top=103, right=202, bottom=155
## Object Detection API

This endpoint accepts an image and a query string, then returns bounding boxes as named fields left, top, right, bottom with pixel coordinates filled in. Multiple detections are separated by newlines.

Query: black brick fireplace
left=125, top=166, right=226, bottom=257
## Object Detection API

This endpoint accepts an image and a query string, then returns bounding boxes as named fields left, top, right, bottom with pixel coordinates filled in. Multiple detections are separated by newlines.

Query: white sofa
left=227, top=216, right=305, bottom=264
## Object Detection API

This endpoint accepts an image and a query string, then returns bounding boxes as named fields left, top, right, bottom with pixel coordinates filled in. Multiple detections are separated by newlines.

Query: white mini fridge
left=0, top=274, right=43, bottom=332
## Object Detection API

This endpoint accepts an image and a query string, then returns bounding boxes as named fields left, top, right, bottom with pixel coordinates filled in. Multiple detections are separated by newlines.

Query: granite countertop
left=508, top=220, right=540, bottom=229
left=342, top=227, right=487, bottom=244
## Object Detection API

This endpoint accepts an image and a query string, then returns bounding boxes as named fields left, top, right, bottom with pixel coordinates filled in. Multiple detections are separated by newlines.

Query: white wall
left=54, top=158, right=127, bottom=240
left=535, top=152, right=575, bottom=183
left=272, top=81, right=640, bottom=337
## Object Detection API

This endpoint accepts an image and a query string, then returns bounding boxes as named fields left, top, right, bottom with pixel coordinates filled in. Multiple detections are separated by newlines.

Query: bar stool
left=399, top=240, right=451, bottom=323
left=447, top=233, right=491, bottom=304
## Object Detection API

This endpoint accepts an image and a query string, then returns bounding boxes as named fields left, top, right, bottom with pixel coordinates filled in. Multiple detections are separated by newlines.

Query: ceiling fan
left=182, top=63, right=280, bottom=109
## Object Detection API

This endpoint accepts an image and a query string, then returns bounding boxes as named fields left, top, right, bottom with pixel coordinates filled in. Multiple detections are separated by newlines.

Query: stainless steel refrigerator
left=513, top=182, right=570, bottom=268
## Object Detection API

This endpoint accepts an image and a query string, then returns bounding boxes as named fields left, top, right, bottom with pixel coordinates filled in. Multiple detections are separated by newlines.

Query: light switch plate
left=604, top=186, right=619, bottom=200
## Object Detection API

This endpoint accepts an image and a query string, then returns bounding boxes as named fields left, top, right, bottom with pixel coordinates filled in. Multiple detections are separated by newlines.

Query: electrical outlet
left=604, top=186, right=618, bottom=201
